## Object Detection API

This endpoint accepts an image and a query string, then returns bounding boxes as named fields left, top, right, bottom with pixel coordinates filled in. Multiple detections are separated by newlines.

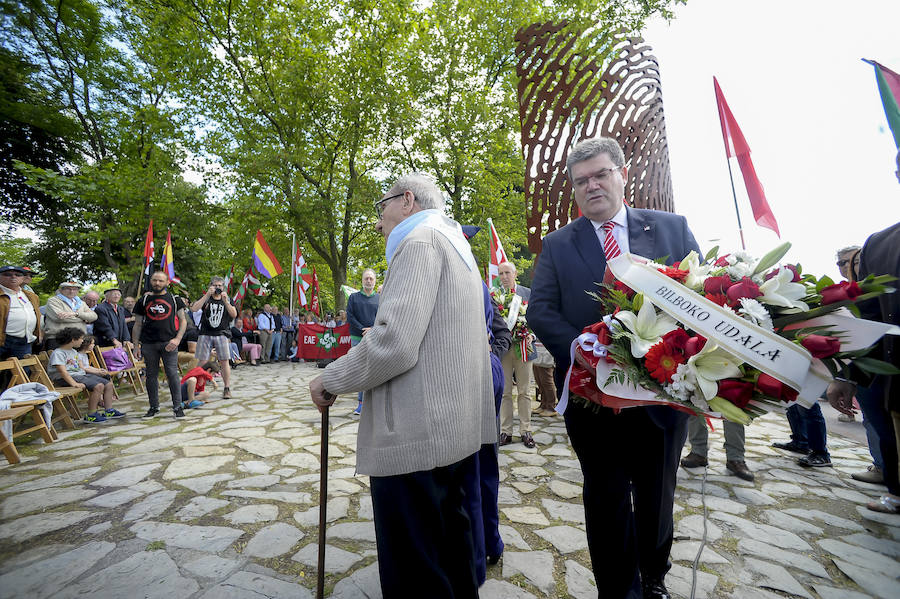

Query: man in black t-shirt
left=132, top=270, right=188, bottom=418
left=191, top=275, right=237, bottom=399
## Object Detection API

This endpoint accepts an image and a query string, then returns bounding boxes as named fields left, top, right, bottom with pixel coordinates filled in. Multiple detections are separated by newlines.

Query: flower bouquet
left=491, top=287, right=535, bottom=362
left=562, top=243, right=900, bottom=423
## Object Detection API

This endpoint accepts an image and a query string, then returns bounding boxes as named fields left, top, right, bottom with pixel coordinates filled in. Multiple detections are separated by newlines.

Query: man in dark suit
left=529, top=137, right=700, bottom=599
left=94, top=288, right=132, bottom=349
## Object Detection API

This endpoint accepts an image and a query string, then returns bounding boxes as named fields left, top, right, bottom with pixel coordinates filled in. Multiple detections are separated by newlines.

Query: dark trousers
left=862, top=377, right=899, bottom=495
left=857, top=380, right=889, bottom=470
left=785, top=403, right=828, bottom=455
left=142, top=341, right=182, bottom=410
left=370, top=454, right=479, bottom=599
left=533, top=364, right=557, bottom=411
left=565, top=401, right=685, bottom=599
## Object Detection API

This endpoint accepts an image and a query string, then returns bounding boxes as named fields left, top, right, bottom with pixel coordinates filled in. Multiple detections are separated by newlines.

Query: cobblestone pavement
left=0, top=362, right=898, bottom=598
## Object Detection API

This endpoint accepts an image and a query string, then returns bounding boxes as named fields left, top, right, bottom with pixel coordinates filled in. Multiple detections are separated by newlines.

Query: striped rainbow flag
left=253, top=230, right=284, bottom=279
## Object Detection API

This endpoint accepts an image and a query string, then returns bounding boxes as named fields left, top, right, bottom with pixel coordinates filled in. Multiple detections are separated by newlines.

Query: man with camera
left=191, top=276, right=237, bottom=399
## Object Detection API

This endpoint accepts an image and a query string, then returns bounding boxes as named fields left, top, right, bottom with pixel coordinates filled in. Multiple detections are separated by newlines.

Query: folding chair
left=0, top=406, right=36, bottom=464
left=0, top=358, right=56, bottom=443
left=15, top=356, right=82, bottom=425
left=125, top=344, right=147, bottom=391
left=96, top=345, right=143, bottom=396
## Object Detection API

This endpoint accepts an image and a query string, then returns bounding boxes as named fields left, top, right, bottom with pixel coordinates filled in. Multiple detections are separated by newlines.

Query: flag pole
left=724, top=157, right=746, bottom=251
left=290, top=232, right=296, bottom=317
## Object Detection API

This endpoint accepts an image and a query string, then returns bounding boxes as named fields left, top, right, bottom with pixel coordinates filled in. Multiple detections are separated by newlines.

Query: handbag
left=532, top=341, right=554, bottom=368
left=102, top=347, right=133, bottom=371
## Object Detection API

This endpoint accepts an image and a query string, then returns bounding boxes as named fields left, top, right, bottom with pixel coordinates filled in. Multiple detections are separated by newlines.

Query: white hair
left=389, top=172, right=445, bottom=211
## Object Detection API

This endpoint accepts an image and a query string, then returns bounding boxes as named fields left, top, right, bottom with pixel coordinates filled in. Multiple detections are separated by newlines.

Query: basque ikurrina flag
left=293, top=242, right=312, bottom=308
left=252, top=230, right=284, bottom=279
left=864, top=59, right=900, bottom=149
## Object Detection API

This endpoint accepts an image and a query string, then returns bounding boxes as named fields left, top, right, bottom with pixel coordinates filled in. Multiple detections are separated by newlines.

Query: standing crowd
left=2, top=138, right=898, bottom=598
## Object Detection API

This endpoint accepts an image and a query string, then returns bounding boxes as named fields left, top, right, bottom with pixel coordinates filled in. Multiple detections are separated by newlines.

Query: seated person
left=241, top=308, right=260, bottom=344
left=231, top=323, right=260, bottom=366
left=50, top=328, right=125, bottom=423
left=180, top=360, right=220, bottom=408
left=43, top=281, right=98, bottom=350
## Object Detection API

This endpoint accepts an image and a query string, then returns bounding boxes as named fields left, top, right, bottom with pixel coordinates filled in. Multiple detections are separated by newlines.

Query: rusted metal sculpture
left=516, top=22, right=674, bottom=254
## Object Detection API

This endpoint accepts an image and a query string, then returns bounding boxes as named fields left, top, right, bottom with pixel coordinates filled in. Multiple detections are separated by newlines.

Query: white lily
left=758, top=267, right=808, bottom=311
left=678, top=250, right=711, bottom=290
left=686, top=342, right=742, bottom=400
left=614, top=297, right=679, bottom=358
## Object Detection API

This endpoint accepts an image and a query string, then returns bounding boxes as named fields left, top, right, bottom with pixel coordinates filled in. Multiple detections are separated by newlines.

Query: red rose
left=714, top=255, right=731, bottom=267
left=704, top=274, right=735, bottom=295
left=662, top=328, right=690, bottom=351
left=726, top=277, right=762, bottom=304
left=717, top=379, right=755, bottom=409
left=800, top=334, right=842, bottom=358
left=706, top=292, right=728, bottom=307
left=756, top=373, right=799, bottom=403
left=764, top=264, right=801, bottom=283
left=684, top=335, right=707, bottom=357
left=820, top=281, right=862, bottom=305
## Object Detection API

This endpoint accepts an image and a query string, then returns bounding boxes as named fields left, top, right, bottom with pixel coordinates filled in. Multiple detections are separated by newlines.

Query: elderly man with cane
left=309, top=173, right=495, bottom=598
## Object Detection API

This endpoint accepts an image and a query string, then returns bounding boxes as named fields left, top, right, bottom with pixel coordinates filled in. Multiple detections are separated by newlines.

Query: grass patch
left=145, top=540, right=166, bottom=551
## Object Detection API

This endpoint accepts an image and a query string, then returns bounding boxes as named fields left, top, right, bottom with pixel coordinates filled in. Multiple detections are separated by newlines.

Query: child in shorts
left=180, top=360, right=220, bottom=409
left=50, top=328, right=125, bottom=423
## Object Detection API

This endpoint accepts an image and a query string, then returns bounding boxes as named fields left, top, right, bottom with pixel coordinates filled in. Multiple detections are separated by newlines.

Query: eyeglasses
left=572, top=167, right=621, bottom=189
left=836, top=259, right=849, bottom=267
left=374, top=193, right=404, bottom=218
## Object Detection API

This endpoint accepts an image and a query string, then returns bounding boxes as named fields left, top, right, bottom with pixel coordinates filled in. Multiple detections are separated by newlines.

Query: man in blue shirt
left=346, top=268, right=379, bottom=415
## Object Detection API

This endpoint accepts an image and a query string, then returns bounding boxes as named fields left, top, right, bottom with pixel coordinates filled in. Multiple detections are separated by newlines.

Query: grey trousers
left=687, top=415, right=745, bottom=462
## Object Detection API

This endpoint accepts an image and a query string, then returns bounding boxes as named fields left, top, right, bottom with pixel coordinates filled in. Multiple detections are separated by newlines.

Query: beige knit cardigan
left=321, top=225, right=497, bottom=476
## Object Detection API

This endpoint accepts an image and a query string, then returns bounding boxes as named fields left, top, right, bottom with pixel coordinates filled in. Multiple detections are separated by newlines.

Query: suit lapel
left=627, top=208, right=657, bottom=261
left=573, top=217, right=609, bottom=285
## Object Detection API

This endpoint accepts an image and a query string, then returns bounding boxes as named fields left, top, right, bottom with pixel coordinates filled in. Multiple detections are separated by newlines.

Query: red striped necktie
left=601, top=221, right=622, bottom=260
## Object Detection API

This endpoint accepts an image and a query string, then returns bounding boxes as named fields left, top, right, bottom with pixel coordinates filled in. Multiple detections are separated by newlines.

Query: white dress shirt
left=1, top=284, right=38, bottom=342
left=589, top=204, right=631, bottom=256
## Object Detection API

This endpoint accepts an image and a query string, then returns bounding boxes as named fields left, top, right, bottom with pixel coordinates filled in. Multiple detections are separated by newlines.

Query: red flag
left=487, top=218, right=508, bottom=287
left=713, top=77, right=780, bottom=237
left=310, top=266, right=321, bottom=316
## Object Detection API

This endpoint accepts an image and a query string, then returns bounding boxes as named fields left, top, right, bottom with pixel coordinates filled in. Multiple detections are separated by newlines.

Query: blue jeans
left=785, top=403, right=828, bottom=455
left=857, top=380, right=887, bottom=470
left=270, top=331, right=282, bottom=361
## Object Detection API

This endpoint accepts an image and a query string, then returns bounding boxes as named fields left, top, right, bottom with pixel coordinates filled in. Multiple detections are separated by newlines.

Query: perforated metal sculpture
left=516, top=22, right=673, bottom=254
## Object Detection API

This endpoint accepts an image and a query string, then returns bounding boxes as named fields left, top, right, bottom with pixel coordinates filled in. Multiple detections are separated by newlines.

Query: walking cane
left=316, top=401, right=331, bottom=599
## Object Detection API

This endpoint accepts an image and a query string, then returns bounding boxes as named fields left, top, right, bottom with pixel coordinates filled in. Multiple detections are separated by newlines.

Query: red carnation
left=684, top=335, right=707, bottom=357
left=820, top=281, right=863, bottom=305
left=756, top=373, right=799, bottom=403
left=644, top=341, right=686, bottom=384
left=726, top=277, right=762, bottom=305
left=717, top=379, right=755, bottom=409
left=706, top=292, right=728, bottom=307
left=661, top=266, right=689, bottom=283
left=704, top=274, right=735, bottom=295
left=800, top=334, right=842, bottom=358
left=714, top=255, right=731, bottom=267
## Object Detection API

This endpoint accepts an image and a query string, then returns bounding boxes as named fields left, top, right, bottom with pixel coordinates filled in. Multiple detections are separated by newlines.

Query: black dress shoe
left=642, top=579, right=670, bottom=599
left=499, top=433, right=512, bottom=446
left=521, top=432, right=536, bottom=448
left=486, top=553, right=501, bottom=566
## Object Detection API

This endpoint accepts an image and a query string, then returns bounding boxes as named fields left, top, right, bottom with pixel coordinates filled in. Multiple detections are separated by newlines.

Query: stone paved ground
left=0, top=362, right=898, bottom=598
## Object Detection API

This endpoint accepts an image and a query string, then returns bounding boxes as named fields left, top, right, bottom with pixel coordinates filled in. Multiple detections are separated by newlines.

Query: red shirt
left=242, top=316, right=257, bottom=333
left=181, top=367, right=214, bottom=392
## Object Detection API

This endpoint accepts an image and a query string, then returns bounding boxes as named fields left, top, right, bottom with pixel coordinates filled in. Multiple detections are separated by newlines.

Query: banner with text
left=294, top=323, right=352, bottom=360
